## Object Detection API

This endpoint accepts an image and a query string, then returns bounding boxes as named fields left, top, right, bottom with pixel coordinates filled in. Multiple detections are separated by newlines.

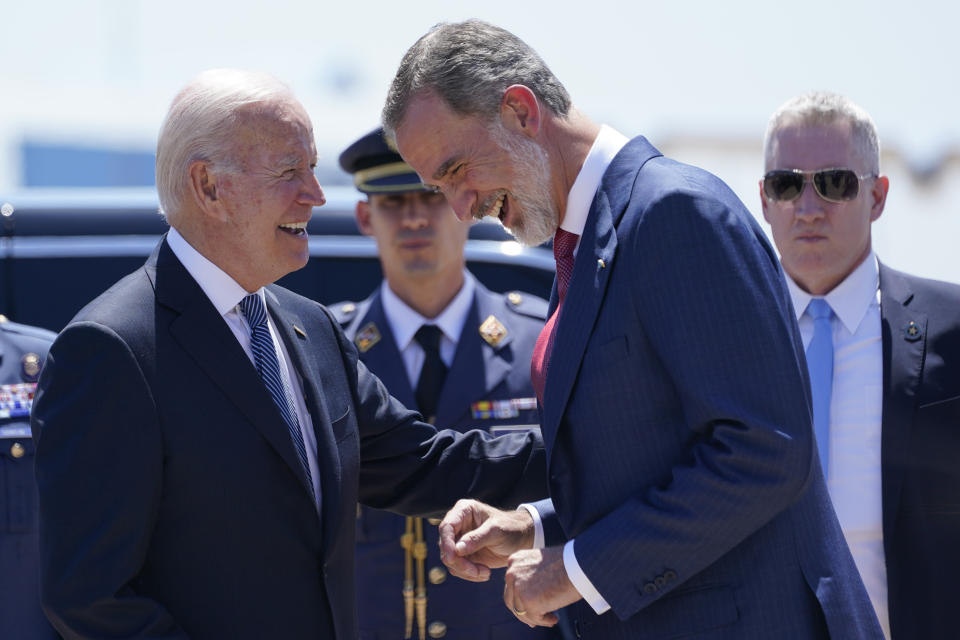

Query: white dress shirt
left=521, top=125, right=629, bottom=615
left=379, top=270, right=476, bottom=389
left=166, top=228, right=322, bottom=504
left=785, top=253, right=889, bottom=638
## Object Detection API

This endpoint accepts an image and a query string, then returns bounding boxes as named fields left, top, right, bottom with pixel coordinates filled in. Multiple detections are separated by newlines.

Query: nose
left=445, top=185, right=476, bottom=222
left=400, top=198, right=429, bottom=229
left=794, top=179, right=824, bottom=221
left=300, top=172, right=326, bottom=208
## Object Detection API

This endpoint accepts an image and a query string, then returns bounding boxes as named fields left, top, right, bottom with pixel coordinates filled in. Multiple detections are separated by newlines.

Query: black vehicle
left=0, top=187, right=554, bottom=333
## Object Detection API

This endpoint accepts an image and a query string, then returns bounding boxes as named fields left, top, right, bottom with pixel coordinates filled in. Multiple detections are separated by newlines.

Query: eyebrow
left=432, top=156, right=460, bottom=181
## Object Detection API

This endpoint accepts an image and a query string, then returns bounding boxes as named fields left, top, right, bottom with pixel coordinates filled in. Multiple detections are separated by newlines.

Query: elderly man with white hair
left=31, top=68, right=547, bottom=640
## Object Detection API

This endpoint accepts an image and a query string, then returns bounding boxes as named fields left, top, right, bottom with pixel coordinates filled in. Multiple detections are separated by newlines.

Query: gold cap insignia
left=479, top=315, right=507, bottom=347
left=354, top=322, right=381, bottom=353
left=21, top=353, right=41, bottom=380
left=507, top=292, right=523, bottom=306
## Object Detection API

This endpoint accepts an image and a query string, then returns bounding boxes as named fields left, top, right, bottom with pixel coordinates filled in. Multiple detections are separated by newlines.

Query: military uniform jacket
left=334, top=281, right=559, bottom=640
left=0, top=318, right=59, bottom=639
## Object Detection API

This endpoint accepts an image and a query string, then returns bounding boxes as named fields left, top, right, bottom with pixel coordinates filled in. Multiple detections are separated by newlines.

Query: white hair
left=156, top=69, right=293, bottom=222
left=763, top=91, right=881, bottom=174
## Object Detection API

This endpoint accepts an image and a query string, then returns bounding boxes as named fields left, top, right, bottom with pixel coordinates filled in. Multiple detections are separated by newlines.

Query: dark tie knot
left=414, top=324, right=444, bottom=353
left=239, top=293, right=268, bottom=328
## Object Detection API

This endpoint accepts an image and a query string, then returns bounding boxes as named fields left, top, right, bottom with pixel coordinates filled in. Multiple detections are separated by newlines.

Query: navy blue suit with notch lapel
left=877, top=263, right=960, bottom=640
left=31, top=237, right=547, bottom=640
left=335, top=282, right=557, bottom=640
left=528, top=137, right=882, bottom=639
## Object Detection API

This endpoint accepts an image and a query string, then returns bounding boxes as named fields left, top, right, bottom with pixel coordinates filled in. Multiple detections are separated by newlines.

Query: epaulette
left=329, top=301, right=360, bottom=327
left=0, top=315, right=57, bottom=343
left=502, top=291, right=548, bottom=320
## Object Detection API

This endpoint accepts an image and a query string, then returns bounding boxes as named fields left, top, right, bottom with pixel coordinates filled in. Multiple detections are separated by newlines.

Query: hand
left=505, top=546, right=582, bottom=628
left=437, top=499, right=535, bottom=582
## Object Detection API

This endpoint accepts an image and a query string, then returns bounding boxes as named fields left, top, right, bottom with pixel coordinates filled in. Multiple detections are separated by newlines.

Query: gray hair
left=156, top=69, right=293, bottom=222
left=763, top=91, right=881, bottom=174
left=382, top=19, right=571, bottom=137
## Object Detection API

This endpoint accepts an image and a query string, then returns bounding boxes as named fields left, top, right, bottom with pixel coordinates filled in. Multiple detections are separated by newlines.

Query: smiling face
left=202, top=99, right=325, bottom=291
left=394, top=92, right=558, bottom=247
left=357, top=189, right=469, bottom=282
left=761, top=120, right=888, bottom=295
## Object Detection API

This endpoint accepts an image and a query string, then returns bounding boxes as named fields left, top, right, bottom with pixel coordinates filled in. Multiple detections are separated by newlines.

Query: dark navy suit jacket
left=31, top=239, right=547, bottom=640
left=334, top=281, right=557, bottom=639
left=878, top=264, right=960, bottom=639
left=0, top=319, right=58, bottom=640
left=529, top=137, right=883, bottom=639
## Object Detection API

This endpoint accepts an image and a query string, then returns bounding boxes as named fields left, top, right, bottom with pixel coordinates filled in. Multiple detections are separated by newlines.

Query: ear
left=188, top=160, right=227, bottom=221
left=355, top=200, right=374, bottom=236
left=869, top=175, right=889, bottom=223
left=759, top=179, right=772, bottom=223
left=500, top=85, right=542, bottom=137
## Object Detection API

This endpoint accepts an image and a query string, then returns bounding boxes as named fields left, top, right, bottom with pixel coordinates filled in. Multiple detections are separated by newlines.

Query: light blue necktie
left=240, top=294, right=315, bottom=499
left=805, top=298, right=834, bottom=479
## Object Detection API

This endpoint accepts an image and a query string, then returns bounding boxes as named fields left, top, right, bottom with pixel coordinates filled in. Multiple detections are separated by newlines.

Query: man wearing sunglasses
left=761, top=91, right=960, bottom=640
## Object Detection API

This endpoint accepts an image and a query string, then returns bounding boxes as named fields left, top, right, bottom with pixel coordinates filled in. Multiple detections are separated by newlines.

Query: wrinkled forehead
left=230, top=99, right=316, bottom=162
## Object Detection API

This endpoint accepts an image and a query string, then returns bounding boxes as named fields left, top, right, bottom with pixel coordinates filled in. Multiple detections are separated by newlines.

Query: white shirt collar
left=166, top=227, right=260, bottom=315
left=786, top=252, right=880, bottom=334
left=560, top=124, right=630, bottom=237
left=380, top=270, right=477, bottom=351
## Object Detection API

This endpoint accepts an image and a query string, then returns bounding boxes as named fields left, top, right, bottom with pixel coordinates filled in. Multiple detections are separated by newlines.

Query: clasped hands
left=437, top=499, right=582, bottom=628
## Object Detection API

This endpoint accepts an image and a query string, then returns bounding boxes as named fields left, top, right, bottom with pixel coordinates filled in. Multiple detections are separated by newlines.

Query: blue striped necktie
left=239, top=293, right=315, bottom=497
left=805, top=298, right=834, bottom=479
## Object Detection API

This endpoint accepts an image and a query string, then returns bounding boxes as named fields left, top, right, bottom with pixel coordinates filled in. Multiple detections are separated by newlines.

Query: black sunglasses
left=762, top=168, right=876, bottom=203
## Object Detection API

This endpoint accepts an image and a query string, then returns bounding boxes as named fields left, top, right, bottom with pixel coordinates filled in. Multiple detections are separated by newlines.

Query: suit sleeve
left=32, top=322, right=187, bottom=638
left=571, top=191, right=815, bottom=619
left=321, top=308, right=549, bottom=515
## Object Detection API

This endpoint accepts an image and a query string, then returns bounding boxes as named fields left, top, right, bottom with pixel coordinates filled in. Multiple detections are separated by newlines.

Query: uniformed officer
left=0, top=315, right=59, bottom=639
left=336, top=129, right=559, bottom=640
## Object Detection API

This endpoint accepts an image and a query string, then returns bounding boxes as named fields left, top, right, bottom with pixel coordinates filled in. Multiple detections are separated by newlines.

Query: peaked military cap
left=338, top=127, right=428, bottom=194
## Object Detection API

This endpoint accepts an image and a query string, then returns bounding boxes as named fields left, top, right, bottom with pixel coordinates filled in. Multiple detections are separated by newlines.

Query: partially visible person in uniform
left=0, top=315, right=58, bottom=640
left=761, top=91, right=960, bottom=640
left=335, top=128, right=556, bottom=640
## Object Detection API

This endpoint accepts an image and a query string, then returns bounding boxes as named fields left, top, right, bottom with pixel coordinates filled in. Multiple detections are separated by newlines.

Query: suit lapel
left=353, top=294, right=417, bottom=411
left=434, top=286, right=513, bottom=427
left=152, top=240, right=316, bottom=503
left=265, top=289, right=334, bottom=509
left=878, top=263, right=926, bottom=546
left=541, top=137, right=661, bottom=452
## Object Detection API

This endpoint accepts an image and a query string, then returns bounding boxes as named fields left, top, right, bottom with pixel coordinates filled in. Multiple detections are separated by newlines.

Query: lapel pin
left=293, top=325, right=307, bottom=339
left=479, top=314, right=508, bottom=347
left=354, top=322, right=381, bottom=353
left=903, top=320, right=922, bottom=342
left=597, top=258, right=606, bottom=269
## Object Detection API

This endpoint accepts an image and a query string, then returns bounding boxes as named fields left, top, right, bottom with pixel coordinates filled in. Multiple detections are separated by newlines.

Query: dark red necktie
left=531, top=228, right=579, bottom=404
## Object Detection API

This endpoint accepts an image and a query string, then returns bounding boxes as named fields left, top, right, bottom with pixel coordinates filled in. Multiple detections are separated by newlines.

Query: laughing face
left=205, top=99, right=325, bottom=291
left=394, top=92, right=558, bottom=247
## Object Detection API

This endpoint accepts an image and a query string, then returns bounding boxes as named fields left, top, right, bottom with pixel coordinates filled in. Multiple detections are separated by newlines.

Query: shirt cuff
left=563, top=539, right=611, bottom=614
left=517, top=504, right=544, bottom=549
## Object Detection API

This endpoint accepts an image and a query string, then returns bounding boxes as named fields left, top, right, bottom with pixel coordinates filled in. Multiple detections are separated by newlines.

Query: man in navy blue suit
left=31, top=69, right=547, bottom=640
left=761, top=91, right=960, bottom=640
left=0, top=316, right=58, bottom=640
left=382, top=20, right=883, bottom=638
left=335, top=128, right=556, bottom=640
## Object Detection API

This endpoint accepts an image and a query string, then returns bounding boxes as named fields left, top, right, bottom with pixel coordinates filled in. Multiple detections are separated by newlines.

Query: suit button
left=428, top=566, right=447, bottom=584
left=428, top=621, right=447, bottom=638
left=664, top=570, right=677, bottom=581
left=642, top=582, right=657, bottom=594
left=10, top=442, right=25, bottom=458
left=654, top=575, right=666, bottom=588
left=427, top=517, right=442, bottom=526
